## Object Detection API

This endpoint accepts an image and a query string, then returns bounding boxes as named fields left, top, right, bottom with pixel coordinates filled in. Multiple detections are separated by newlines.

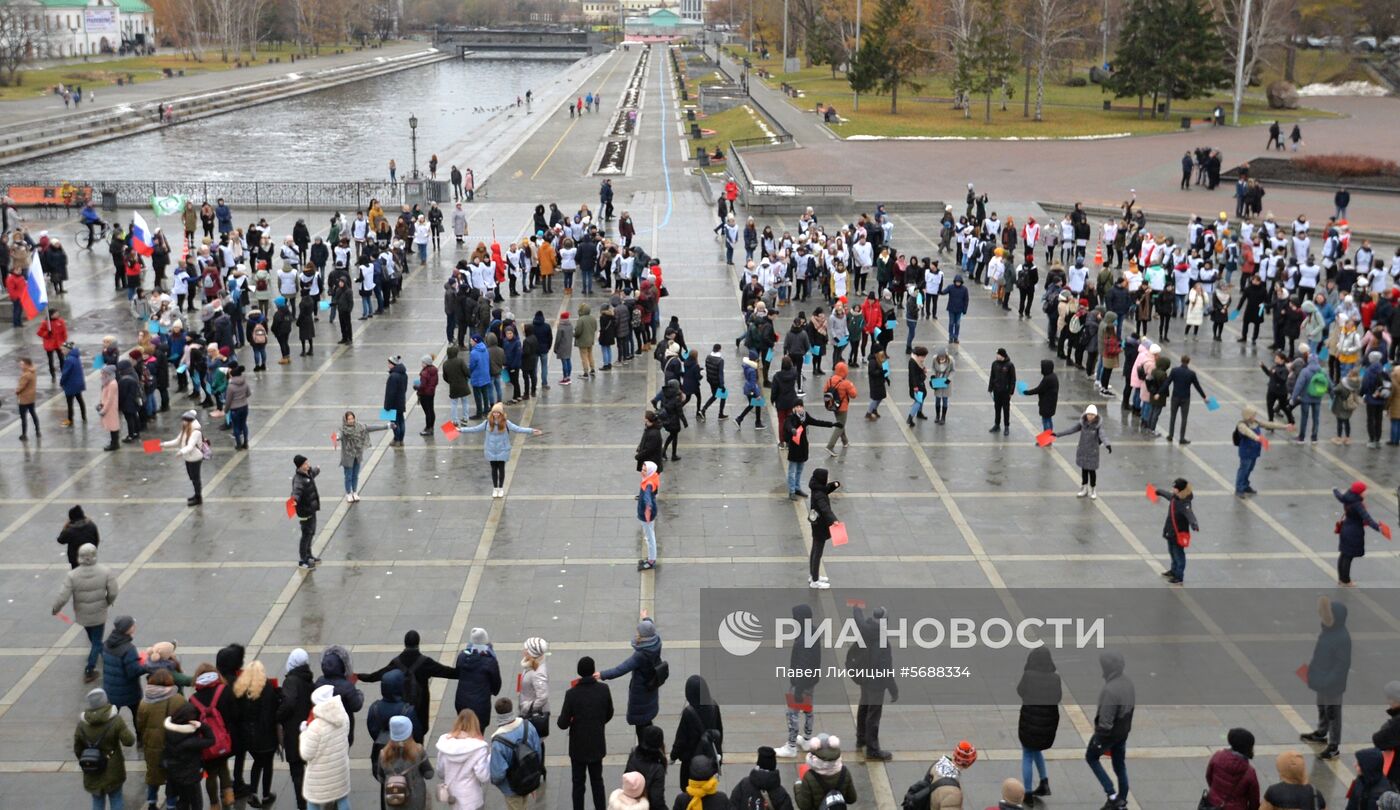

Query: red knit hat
left=1350, top=481, right=1367, bottom=495
left=560, top=312, right=570, bottom=320
left=953, top=740, right=977, bottom=768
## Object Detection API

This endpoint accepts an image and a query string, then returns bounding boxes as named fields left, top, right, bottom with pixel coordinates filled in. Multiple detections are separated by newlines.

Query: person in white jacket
left=299, top=685, right=352, bottom=810
left=161, top=411, right=206, bottom=506
left=436, top=710, right=492, bottom=809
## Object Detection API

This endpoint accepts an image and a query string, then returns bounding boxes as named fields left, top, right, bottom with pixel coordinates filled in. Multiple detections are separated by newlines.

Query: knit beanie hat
left=470, top=627, right=490, bottom=646
left=112, top=616, right=134, bottom=635
left=523, top=637, right=548, bottom=658
left=636, top=618, right=657, bottom=639
left=86, top=688, right=110, bottom=711
left=293, top=454, right=308, bottom=468
left=1350, top=481, right=1367, bottom=495
left=756, top=746, right=777, bottom=771
left=1385, top=680, right=1400, bottom=703
left=953, top=740, right=978, bottom=768
left=689, top=755, right=718, bottom=782
left=621, top=771, right=646, bottom=799
left=69, top=505, right=85, bottom=521
left=389, top=715, right=412, bottom=742
left=577, top=656, right=596, bottom=678
left=1227, top=728, right=1255, bottom=759
left=807, top=733, right=841, bottom=761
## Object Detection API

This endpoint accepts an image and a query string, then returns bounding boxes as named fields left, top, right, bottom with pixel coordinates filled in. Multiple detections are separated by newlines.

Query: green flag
left=150, top=194, right=186, bottom=217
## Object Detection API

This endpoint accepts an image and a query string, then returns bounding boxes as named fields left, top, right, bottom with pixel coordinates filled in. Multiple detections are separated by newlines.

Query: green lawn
left=688, top=103, right=779, bottom=159
left=728, top=47, right=1339, bottom=139
left=2, top=43, right=360, bottom=101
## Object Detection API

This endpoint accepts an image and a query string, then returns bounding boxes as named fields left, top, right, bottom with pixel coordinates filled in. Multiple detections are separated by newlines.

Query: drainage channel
left=593, top=46, right=649, bottom=176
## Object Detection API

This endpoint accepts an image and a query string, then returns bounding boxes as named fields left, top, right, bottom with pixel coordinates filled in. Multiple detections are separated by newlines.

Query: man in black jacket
left=558, top=656, right=614, bottom=810
left=776, top=605, right=820, bottom=758
left=57, top=505, right=100, bottom=569
left=356, top=630, right=458, bottom=743
left=850, top=605, right=897, bottom=761
left=291, top=455, right=320, bottom=569
left=634, top=410, right=664, bottom=473
left=782, top=403, right=836, bottom=500
left=806, top=468, right=841, bottom=590
left=987, top=348, right=1017, bottom=436
left=1087, top=651, right=1135, bottom=809
left=1165, top=356, right=1208, bottom=444
left=698, top=345, right=727, bottom=421
left=729, top=746, right=795, bottom=810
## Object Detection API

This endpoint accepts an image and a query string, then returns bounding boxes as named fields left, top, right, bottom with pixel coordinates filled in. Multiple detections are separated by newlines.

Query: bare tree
left=1017, top=0, right=1088, bottom=121
left=1211, top=0, right=1297, bottom=87
left=0, top=1, right=49, bottom=86
left=937, top=0, right=975, bottom=107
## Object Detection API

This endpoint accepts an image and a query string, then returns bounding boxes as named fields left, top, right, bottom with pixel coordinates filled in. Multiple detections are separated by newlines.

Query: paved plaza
left=1, top=45, right=1399, bottom=809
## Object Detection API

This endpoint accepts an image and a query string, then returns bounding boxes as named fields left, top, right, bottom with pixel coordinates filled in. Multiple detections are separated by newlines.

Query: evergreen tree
left=1109, top=0, right=1230, bottom=118
left=952, top=0, right=1018, bottom=122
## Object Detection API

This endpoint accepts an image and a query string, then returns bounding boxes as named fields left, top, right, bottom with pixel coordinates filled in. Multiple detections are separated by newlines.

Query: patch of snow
left=1296, top=81, right=1388, bottom=97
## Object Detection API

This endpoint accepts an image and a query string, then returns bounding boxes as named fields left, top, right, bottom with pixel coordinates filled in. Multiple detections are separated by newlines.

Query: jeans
left=92, top=792, right=125, bottom=810
left=1167, top=536, right=1187, bottom=580
left=563, top=270, right=575, bottom=290
left=229, top=406, right=249, bottom=446
left=581, top=270, right=593, bottom=295
left=1022, top=747, right=1048, bottom=792
left=361, top=294, right=373, bottom=318
left=1298, top=400, right=1320, bottom=440
left=561, top=358, right=573, bottom=380
left=391, top=410, right=404, bottom=442
left=786, top=460, right=805, bottom=496
left=251, top=345, right=266, bottom=367
left=416, top=242, right=427, bottom=263
left=640, top=519, right=657, bottom=562
left=539, top=355, right=549, bottom=386
left=786, top=704, right=815, bottom=746
left=450, top=396, right=469, bottom=422
left=1234, top=455, right=1257, bottom=493
left=1391, top=418, right=1400, bottom=444
left=473, top=387, right=491, bottom=416
left=1086, top=737, right=1128, bottom=801
left=905, top=319, right=917, bottom=353
left=601, top=345, right=613, bottom=367
left=343, top=460, right=360, bottom=494
left=85, top=624, right=104, bottom=672
left=1041, top=416, right=1054, bottom=431
left=948, top=312, right=963, bottom=342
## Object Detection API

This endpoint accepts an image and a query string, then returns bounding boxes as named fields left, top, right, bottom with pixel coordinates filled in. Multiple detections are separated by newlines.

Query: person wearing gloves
left=1153, top=478, right=1200, bottom=585
left=1334, top=481, right=1385, bottom=587
left=1053, top=405, right=1112, bottom=499
left=1086, top=651, right=1136, bottom=809
left=794, top=735, right=855, bottom=810
left=672, top=754, right=726, bottom=810
left=805, top=468, right=841, bottom=589
left=52, top=542, right=118, bottom=683
left=728, top=747, right=794, bottom=810
left=161, top=410, right=207, bottom=506
left=455, top=627, right=503, bottom=730
left=1233, top=406, right=1291, bottom=497
left=1301, top=598, right=1351, bottom=761
left=299, top=685, right=353, bottom=810
left=377, top=715, right=435, bottom=810
left=73, top=687, right=137, bottom=810
left=1203, top=728, right=1260, bottom=810
left=608, top=771, right=651, bottom=810
left=437, top=710, right=492, bottom=810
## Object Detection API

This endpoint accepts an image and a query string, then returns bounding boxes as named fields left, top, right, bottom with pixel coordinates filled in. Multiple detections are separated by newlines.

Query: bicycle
left=74, top=221, right=109, bottom=250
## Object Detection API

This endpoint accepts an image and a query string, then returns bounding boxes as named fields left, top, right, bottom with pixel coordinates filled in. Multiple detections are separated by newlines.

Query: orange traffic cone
left=1093, top=239, right=1103, bottom=266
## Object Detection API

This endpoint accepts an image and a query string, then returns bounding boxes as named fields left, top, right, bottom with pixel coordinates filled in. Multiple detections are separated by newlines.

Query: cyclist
left=80, top=201, right=105, bottom=246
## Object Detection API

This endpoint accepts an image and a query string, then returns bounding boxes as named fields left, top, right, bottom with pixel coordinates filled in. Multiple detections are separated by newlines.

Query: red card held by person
left=441, top=421, right=461, bottom=441
left=142, top=438, right=162, bottom=454
left=1295, top=663, right=1309, bottom=683
left=785, top=691, right=813, bottom=712
left=331, top=432, right=339, bottom=449
left=1145, top=484, right=1159, bottom=504
left=1036, top=430, right=1055, bottom=447
left=829, top=522, right=849, bottom=546
left=285, top=497, right=297, bottom=519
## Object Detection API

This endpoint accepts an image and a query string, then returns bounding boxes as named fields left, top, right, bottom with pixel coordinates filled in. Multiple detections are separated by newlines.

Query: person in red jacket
left=37, top=308, right=69, bottom=379
left=5, top=268, right=26, bottom=328
left=856, top=292, right=881, bottom=368
left=1204, top=728, right=1260, bottom=810
left=415, top=354, right=438, bottom=436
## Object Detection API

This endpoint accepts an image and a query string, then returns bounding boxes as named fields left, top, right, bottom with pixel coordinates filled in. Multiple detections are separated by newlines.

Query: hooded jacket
left=436, top=733, right=491, bottom=808
left=60, top=346, right=86, bottom=396
left=730, top=766, right=796, bottom=810
left=383, top=361, right=408, bottom=412
left=625, top=725, right=669, bottom=810
left=453, top=643, right=502, bottom=726
left=468, top=339, right=492, bottom=387
left=1017, top=648, right=1062, bottom=752
left=1056, top=414, right=1110, bottom=471
left=1307, top=599, right=1351, bottom=698
left=53, top=543, right=117, bottom=626
left=987, top=351, right=1016, bottom=397
left=300, top=693, right=353, bottom=804
left=1092, top=651, right=1135, bottom=746
left=102, top=626, right=145, bottom=709
left=315, top=645, right=364, bottom=744
left=1346, top=748, right=1390, bottom=810
left=162, top=716, right=213, bottom=786
left=356, top=634, right=458, bottom=734
left=600, top=623, right=663, bottom=726
left=1024, top=359, right=1059, bottom=417
left=1262, top=751, right=1321, bottom=810
left=366, top=669, right=419, bottom=755
left=823, top=363, right=858, bottom=413
left=807, top=468, right=840, bottom=543
left=1334, top=487, right=1381, bottom=558
left=1158, top=484, right=1200, bottom=541
left=770, top=366, right=800, bottom=411
left=574, top=303, right=598, bottom=348
left=74, top=703, right=136, bottom=795
left=1206, top=747, right=1261, bottom=810
left=670, top=675, right=723, bottom=784
left=1292, top=357, right=1330, bottom=405
left=441, top=345, right=471, bottom=398
left=277, top=660, right=314, bottom=765
left=136, top=684, right=187, bottom=785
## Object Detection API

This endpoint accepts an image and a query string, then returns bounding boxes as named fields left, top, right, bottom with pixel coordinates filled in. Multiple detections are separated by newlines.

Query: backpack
left=200, top=438, right=213, bottom=461
left=823, top=386, right=842, bottom=412
left=630, top=307, right=642, bottom=330
left=1378, top=376, right=1394, bottom=402
left=1306, top=370, right=1330, bottom=398
left=189, top=683, right=233, bottom=762
left=822, top=788, right=849, bottom=810
left=255, top=275, right=268, bottom=292
left=384, top=773, right=411, bottom=806
left=900, top=776, right=934, bottom=810
left=396, top=656, right=426, bottom=709
left=644, top=656, right=669, bottom=691
left=250, top=323, right=267, bottom=346
left=77, top=721, right=116, bottom=774
left=694, top=724, right=723, bottom=768
left=1104, top=332, right=1122, bottom=359
left=1068, top=313, right=1083, bottom=334
left=501, top=726, right=544, bottom=796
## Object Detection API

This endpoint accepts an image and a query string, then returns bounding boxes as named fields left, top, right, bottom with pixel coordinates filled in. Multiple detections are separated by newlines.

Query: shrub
left=1065, top=76, right=1088, bottom=87
left=1291, top=153, right=1400, bottom=178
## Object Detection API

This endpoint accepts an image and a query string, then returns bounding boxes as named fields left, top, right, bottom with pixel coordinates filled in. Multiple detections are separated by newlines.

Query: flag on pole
left=19, top=250, right=48, bottom=319
left=130, top=212, right=155, bottom=257
left=149, top=194, right=187, bottom=218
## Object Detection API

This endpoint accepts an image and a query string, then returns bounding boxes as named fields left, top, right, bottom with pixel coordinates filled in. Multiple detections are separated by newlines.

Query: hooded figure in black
left=806, top=468, right=841, bottom=587
left=1303, top=597, right=1351, bottom=758
left=624, top=723, right=668, bottom=810
left=987, top=347, right=1016, bottom=435
left=1088, top=650, right=1135, bottom=808
left=1344, top=748, right=1390, bottom=810
left=670, top=675, right=723, bottom=786
left=314, top=644, right=365, bottom=746
left=784, top=604, right=821, bottom=753
left=1023, top=358, right=1060, bottom=431
left=847, top=605, right=897, bottom=760
left=1017, top=648, right=1061, bottom=803
left=729, top=746, right=795, bottom=810
left=356, top=630, right=458, bottom=743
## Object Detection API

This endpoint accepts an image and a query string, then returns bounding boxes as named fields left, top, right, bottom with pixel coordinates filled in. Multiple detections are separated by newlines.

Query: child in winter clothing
left=609, top=771, right=651, bottom=810
left=794, top=734, right=856, bottom=810
left=1331, top=369, right=1361, bottom=445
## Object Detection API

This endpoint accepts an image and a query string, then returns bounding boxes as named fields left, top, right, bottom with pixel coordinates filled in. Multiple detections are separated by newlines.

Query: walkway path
left=0, top=43, right=1395, bottom=810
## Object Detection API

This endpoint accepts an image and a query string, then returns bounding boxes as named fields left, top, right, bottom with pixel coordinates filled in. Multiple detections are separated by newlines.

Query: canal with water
left=21, top=58, right=572, bottom=181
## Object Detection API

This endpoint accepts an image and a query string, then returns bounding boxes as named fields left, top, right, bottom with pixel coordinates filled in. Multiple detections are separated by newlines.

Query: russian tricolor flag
left=20, top=250, right=48, bottom=320
left=130, top=212, right=154, bottom=257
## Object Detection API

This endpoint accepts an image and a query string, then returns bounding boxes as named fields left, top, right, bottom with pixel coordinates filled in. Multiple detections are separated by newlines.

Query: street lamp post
left=408, top=113, right=419, bottom=180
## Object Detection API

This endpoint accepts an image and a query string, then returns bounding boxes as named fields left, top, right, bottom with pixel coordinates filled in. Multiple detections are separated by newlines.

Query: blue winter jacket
left=101, top=630, right=145, bottom=709
left=600, top=628, right=662, bottom=726
left=60, top=347, right=86, bottom=396
left=453, top=645, right=502, bottom=725
left=469, top=341, right=492, bottom=387
left=945, top=282, right=970, bottom=316
left=462, top=420, right=533, bottom=462
left=503, top=335, right=523, bottom=370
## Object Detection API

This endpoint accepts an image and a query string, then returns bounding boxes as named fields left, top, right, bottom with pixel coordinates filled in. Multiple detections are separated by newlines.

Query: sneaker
left=1077, top=486, right=1089, bottom=498
left=351, top=492, right=361, bottom=502
left=84, top=669, right=99, bottom=683
left=346, top=494, right=355, bottom=503
left=865, top=748, right=893, bottom=761
left=1179, top=438, right=1191, bottom=446
left=1318, top=745, right=1339, bottom=760
left=560, top=378, right=571, bottom=385
left=1089, top=487, right=1098, bottom=500
left=637, top=559, right=656, bottom=570
left=774, top=744, right=799, bottom=758
left=827, top=447, right=838, bottom=457
left=755, top=423, right=768, bottom=430
left=1299, top=731, right=1326, bottom=743
left=809, top=579, right=830, bottom=589
left=298, top=560, right=314, bottom=569
left=1166, top=576, right=1183, bottom=585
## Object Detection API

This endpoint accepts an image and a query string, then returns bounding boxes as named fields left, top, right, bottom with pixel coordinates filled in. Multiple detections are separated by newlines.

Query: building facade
left=12, top=0, right=155, bottom=59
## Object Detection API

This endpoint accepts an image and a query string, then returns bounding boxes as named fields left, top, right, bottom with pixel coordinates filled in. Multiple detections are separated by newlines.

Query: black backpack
left=500, top=726, right=543, bottom=796
left=396, top=656, right=426, bottom=709
left=822, top=788, right=849, bottom=810
left=78, top=721, right=115, bottom=774
left=644, top=656, right=669, bottom=691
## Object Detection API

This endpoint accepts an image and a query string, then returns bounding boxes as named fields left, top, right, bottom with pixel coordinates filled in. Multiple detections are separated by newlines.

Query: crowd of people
left=8, top=168, right=1400, bottom=810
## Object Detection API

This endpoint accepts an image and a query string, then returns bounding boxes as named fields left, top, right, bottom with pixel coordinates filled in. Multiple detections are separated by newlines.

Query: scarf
left=685, top=776, right=718, bottom=810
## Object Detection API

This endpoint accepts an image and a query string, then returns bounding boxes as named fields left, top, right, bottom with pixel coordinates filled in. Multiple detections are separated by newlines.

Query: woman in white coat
left=436, top=709, right=491, bottom=809
left=299, top=685, right=352, bottom=810
left=160, top=410, right=206, bottom=506
left=1184, top=281, right=1206, bottom=339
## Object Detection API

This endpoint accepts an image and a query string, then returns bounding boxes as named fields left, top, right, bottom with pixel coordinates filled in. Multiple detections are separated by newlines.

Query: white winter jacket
left=162, top=422, right=205, bottom=463
left=299, top=693, right=351, bottom=804
left=435, top=734, right=491, bottom=809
